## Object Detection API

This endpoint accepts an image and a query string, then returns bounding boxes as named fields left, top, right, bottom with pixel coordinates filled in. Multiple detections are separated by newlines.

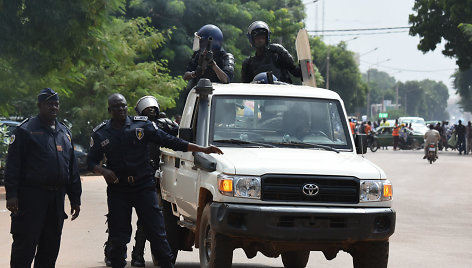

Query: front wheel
left=199, top=203, right=233, bottom=268
left=351, top=241, right=389, bottom=268
left=369, top=139, right=379, bottom=152
left=281, top=251, right=310, bottom=268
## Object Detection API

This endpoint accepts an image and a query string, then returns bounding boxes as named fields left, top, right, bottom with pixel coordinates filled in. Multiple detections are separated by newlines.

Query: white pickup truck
left=158, top=79, right=395, bottom=268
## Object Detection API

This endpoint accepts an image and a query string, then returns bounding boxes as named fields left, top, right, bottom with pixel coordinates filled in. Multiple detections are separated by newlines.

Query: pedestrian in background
left=87, top=93, right=223, bottom=268
left=392, top=119, right=400, bottom=150
left=465, top=121, right=472, bottom=155
left=456, top=120, right=466, bottom=155
left=4, top=88, right=82, bottom=267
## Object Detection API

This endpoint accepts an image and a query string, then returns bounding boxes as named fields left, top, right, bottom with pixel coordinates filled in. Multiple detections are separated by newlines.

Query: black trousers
left=10, top=186, right=66, bottom=268
left=107, top=181, right=173, bottom=268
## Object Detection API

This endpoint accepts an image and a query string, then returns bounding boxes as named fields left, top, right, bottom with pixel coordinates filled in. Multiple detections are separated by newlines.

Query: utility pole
left=395, top=83, right=399, bottom=106
left=326, top=49, right=330, bottom=90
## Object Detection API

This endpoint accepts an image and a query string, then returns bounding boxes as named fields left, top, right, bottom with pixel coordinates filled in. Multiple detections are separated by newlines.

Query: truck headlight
left=359, top=180, right=392, bottom=202
left=217, top=174, right=261, bottom=199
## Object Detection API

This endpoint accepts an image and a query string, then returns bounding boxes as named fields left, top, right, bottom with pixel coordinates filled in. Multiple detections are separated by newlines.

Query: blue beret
left=38, top=88, right=59, bottom=102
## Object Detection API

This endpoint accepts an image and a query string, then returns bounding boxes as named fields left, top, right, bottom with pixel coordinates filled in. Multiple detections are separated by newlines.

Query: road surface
left=0, top=149, right=471, bottom=267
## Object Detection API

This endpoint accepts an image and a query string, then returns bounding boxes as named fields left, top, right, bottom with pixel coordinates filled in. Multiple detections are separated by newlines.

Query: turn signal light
left=383, top=184, right=392, bottom=198
left=219, top=179, right=233, bottom=193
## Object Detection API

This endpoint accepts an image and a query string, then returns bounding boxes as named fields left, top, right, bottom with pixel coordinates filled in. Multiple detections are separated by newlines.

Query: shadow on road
left=85, top=261, right=279, bottom=268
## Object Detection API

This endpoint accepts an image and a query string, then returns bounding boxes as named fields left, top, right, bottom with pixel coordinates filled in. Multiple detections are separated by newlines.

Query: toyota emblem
left=302, top=183, right=320, bottom=196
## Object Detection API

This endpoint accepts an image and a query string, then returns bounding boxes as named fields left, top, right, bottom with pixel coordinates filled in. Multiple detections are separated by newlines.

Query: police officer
left=176, top=24, right=235, bottom=113
left=88, top=93, right=222, bottom=268
left=4, top=88, right=82, bottom=267
left=103, top=96, right=180, bottom=267
left=241, top=21, right=302, bottom=83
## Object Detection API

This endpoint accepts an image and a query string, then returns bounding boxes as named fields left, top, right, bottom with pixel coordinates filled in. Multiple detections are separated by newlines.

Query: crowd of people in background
left=349, top=117, right=472, bottom=155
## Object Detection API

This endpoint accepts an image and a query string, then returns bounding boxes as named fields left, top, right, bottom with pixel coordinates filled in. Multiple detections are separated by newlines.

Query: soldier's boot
left=104, top=241, right=112, bottom=267
left=131, top=246, right=145, bottom=267
left=131, top=224, right=146, bottom=267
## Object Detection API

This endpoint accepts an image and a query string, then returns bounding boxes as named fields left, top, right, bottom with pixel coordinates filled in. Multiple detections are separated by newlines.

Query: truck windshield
left=209, top=95, right=352, bottom=150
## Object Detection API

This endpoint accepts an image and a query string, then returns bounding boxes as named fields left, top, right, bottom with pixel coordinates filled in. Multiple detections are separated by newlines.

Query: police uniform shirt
left=87, top=116, right=189, bottom=184
left=4, top=116, right=82, bottom=205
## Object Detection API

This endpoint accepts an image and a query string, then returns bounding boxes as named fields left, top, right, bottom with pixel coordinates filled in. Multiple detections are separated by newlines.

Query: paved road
left=1, top=149, right=471, bottom=267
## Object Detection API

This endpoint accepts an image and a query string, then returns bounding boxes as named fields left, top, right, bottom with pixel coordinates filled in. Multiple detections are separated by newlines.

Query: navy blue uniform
left=87, top=116, right=188, bottom=268
left=4, top=116, right=82, bottom=267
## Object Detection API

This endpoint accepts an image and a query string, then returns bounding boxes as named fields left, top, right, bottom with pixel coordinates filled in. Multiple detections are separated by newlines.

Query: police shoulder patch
left=93, top=121, right=108, bottom=132
left=134, top=116, right=148, bottom=121
left=9, top=134, right=15, bottom=145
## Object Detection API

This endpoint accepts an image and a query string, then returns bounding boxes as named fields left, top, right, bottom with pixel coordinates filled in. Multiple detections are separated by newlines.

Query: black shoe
left=423, top=155, right=427, bottom=159
left=104, top=256, right=112, bottom=267
left=104, top=241, right=112, bottom=267
left=131, top=254, right=145, bottom=267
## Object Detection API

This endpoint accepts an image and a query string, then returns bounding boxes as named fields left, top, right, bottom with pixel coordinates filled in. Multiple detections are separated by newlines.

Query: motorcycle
left=398, top=135, right=420, bottom=150
left=367, top=132, right=379, bottom=152
left=426, top=143, right=437, bottom=164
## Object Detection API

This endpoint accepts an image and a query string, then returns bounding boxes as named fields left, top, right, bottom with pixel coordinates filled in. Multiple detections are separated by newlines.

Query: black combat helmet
left=246, top=21, right=271, bottom=47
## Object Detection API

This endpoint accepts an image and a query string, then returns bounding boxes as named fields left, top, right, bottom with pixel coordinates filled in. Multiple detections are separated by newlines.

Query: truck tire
left=161, top=199, right=179, bottom=264
left=199, top=203, right=233, bottom=268
left=351, top=241, right=389, bottom=268
left=281, top=251, right=310, bottom=268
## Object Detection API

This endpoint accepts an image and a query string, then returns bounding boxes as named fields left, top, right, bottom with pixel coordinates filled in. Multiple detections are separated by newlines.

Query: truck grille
left=261, top=174, right=359, bottom=203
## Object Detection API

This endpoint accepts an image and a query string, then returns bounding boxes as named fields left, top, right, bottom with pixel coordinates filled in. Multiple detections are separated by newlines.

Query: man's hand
left=102, top=168, right=119, bottom=184
left=6, top=197, right=18, bottom=215
left=71, top=205, right=80, bottom=221
left=94, top=166, right=119, bottom=184
left=203, top=145, right=223, bottom=155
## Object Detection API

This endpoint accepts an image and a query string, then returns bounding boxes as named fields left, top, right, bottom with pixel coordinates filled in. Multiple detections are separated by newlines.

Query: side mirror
left=193, top=152, right=217, bottom=172
left=179, top=128, right=194, bottom=142
left=355, top=134, right=368, bottom=154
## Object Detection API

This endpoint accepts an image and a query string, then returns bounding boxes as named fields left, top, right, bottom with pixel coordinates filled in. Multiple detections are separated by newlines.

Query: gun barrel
left=206, top=37, right=213, bottom=51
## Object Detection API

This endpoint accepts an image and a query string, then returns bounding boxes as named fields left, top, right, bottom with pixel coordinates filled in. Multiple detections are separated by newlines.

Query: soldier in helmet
left=176, top=24, right=234, bottom=113
left=241, top=21, right=301, bottom=83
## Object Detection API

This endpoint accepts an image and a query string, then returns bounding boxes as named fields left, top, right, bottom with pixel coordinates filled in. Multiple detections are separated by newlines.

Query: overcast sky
left=304, top=0, right=458, bottom=92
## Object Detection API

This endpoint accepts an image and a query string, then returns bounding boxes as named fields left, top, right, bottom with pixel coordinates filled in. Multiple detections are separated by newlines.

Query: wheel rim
left=203, top=224, right=212, bottom=261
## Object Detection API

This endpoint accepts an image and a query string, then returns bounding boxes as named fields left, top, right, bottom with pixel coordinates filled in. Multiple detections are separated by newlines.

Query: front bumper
left=210, top=203, right=395, bottom=243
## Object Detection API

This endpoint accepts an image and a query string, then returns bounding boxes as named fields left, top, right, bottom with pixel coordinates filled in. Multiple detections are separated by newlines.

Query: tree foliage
left=311, top=38, right=367, bottom=114
left=366, top=69, right=449, bottom=120
left=0, top=1, right=185, bottom=146
left=409, top=0, right=472, bottom=70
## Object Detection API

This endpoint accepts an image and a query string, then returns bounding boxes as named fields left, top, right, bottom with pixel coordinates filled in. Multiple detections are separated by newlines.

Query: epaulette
left=59, top=121, right=72, bottom=132
left=93, top=120, right=108, bottom=132
left=18, top=117, right=30, bottom=126
left=134, top=116, right=148, bottom=121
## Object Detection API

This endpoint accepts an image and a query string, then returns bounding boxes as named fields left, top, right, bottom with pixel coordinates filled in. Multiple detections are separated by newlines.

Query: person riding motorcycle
left=423, top=123, right=440, bottom=159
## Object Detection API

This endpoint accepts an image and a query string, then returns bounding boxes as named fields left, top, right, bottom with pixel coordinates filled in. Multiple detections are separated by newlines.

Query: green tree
left=363, top=69, right=396, bottom=106
left=397, top=79, right=449, bottom=120
left=453, top=68, right=472, bottom=113
left=0, top=1, right=186, bottom=146
left=311, top=38, right=367, bottom=114
left=409, top=0, right=472, bottom=70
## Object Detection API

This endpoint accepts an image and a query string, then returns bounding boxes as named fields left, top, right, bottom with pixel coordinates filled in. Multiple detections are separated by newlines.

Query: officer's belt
left=117, top=174, right=150, bottom=184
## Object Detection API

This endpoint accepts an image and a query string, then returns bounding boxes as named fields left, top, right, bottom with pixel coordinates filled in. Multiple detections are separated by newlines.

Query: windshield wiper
left=213, top=139, right=276, bottom=148
left=272, top=141, right=340, bottom=153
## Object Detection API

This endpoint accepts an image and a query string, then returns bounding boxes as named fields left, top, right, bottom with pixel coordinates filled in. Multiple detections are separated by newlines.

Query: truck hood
left=214, top=148, right=384, bottom=179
